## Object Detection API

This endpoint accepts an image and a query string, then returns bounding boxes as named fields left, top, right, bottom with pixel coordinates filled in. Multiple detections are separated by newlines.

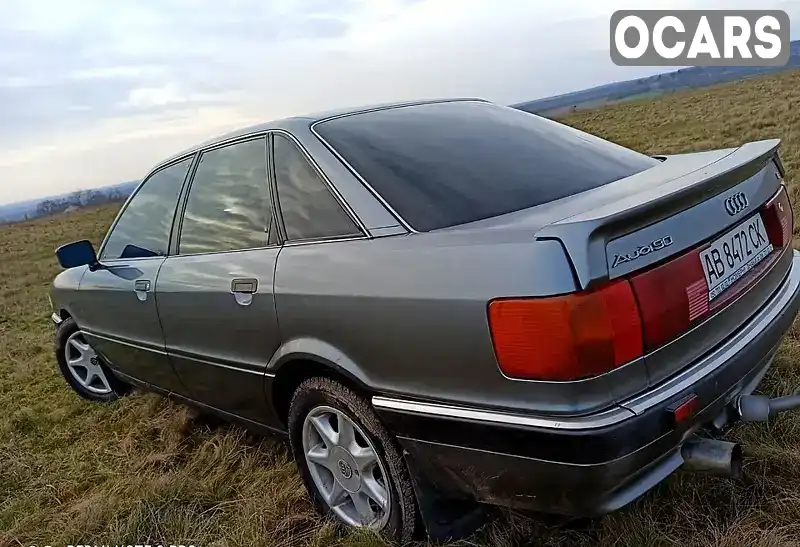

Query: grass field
left=3, top=70, right=800, bottom=547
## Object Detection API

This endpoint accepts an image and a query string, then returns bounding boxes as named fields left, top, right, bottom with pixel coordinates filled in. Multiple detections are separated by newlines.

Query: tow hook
left=735, top=393, right=800, bottom=422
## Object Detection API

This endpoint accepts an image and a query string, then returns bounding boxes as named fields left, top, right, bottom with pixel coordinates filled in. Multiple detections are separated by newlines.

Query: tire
left=288, top=377, right=417, bottom=542
left=54, top=317, right=130, bottom=402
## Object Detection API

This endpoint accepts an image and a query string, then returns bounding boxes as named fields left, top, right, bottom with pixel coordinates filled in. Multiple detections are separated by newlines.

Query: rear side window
left=314, top=101, right=658, bottom=231
left=272, top=134, right=361, bottom=241
left=179, top=138, right=274, bottom=255
left=101, top=158, right=192, bottom=260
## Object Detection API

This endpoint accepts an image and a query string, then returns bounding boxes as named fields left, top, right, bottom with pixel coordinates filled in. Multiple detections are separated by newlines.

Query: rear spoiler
left=535, top=139, right=782, bottom=290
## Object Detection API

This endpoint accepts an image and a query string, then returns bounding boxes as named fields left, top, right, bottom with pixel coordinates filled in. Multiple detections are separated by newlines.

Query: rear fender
left=267, top=337, right=373, bottom=390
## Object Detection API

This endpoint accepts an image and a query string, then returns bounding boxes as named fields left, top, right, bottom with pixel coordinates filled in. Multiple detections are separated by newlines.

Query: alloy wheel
left=302, top=405, right=392, bottom=528
left=64, top=331, right=113, bottom=395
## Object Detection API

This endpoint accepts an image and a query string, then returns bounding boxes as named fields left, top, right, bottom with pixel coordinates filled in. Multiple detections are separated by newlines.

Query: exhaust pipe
left=681, top=437, right=742, bottom=478
left=736, top=393, right=800, bottom=422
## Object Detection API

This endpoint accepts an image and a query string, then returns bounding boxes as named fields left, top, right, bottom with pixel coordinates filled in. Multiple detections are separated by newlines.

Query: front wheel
left=55, top=317, right=130, bottom=402
left=288, top=377, right=417, bottom=542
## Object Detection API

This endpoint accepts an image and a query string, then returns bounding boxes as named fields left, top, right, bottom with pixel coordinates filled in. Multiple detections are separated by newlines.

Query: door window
left=179, top=138, right=275, bottom=255
left=273, top=135, right=361, bottom=241
left=101, top=157, right=192, bottom=260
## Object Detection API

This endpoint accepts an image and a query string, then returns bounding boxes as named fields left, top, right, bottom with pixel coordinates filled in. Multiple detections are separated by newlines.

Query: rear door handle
left=231, top=278, right=258, bottom=294
left=231, top=278, right=258, bottom=307
left=134, top=279, right=151, bottom=302
left=134, top=280, right=151, bottom=292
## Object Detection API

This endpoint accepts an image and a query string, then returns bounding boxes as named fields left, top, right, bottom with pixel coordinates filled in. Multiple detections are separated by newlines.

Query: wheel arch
left=268, top=338, right=376, bottom=428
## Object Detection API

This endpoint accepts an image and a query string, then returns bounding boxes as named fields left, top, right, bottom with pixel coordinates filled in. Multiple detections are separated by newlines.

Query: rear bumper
left=375, top=251, right=800, bottom=516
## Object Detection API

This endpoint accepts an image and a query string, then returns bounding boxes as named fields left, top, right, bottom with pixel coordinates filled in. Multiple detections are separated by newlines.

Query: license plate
left=700, top=214, right=773, bottom=301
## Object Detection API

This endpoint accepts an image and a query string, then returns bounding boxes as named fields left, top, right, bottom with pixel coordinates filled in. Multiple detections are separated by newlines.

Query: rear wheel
left=288, top=377, right=417, bottom=542
left=55, top=317, right=130, bottom=402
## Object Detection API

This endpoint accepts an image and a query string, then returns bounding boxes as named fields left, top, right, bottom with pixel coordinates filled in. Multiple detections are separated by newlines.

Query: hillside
left=10, top=44, right=800, bottom=226
left=514, top=40, right=800, bottom=116
left=0, top=180, right=138, bottom=224
left=3, top=70, right=800, bottom=546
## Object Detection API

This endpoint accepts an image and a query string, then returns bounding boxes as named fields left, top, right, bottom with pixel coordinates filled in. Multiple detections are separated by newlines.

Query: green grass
left=3, top=70, right=800, bottom=546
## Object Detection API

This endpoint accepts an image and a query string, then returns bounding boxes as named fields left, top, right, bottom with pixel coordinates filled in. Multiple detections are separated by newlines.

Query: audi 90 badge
left=611, top=236, right=674, bottom=268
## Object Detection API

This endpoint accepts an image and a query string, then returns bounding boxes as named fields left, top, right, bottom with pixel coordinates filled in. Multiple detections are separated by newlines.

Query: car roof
left=152, top=97, right=489, bottom=170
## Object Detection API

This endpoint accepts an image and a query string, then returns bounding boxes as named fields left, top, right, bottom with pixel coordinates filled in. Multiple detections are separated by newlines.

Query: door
left=76, top=157, right=193, bottom=393
left=155, top=137, right=282, bottom=422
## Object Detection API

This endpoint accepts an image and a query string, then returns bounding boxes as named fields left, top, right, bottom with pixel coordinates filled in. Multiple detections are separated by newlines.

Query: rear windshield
left=315, top=101, right=658, bottom=231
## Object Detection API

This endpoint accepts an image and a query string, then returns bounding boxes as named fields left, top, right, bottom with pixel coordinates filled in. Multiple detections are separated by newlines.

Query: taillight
left=762, top=185, right=793, bottom=249
left=488, top=280, right=643, bottom=381
left=630, top=248, right=709, bottom=351
left=629, top=185, right=791, bottom=352
left=490, top=184, right=792, bottom=381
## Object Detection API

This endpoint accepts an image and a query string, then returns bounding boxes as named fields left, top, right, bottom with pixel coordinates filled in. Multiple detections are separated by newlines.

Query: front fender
left=50, top=265, right=88, bottom=320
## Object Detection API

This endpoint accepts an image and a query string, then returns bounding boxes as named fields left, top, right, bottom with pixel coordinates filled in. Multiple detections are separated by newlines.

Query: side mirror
left=56, top=240, right=98, bottom=269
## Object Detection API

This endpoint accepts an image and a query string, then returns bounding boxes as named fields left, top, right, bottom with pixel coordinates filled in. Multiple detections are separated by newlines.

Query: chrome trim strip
left=188, top=358, right=266, bottom=376
left=373, top=252, right=800, bottom=430
left=168, top=243, right=281, bottom=259
left=86, top=331, right=277, bottom=378
left=161, top=348, right=272, bottom=377
left=83, top=331, right=169, bottom=356
left=372, top=396, right=634, bottom=430
left=314, top=98, right=488, bottom=125
left=282, top=235, right=368, bottom=247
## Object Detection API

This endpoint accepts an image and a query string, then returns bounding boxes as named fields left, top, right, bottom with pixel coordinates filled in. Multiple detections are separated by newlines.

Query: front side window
left=101, top=158, right=192, bottom=260
left=179, top=138, right=273, bottom=255
left=273, top=135, right=360, bottom=241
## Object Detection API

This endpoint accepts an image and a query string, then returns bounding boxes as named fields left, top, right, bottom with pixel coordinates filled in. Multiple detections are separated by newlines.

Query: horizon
left=0, top=62, right=690, bottom=209
left=0, top=60, right=795, bottom=210
left=4, top=57, right=800, bottom=209
left=2, top=0, right=800, bottom=206
left=0, top=179, right=140, bottom=208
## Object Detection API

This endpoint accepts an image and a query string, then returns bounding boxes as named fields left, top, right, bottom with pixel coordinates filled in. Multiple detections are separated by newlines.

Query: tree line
left=36, top=187, right=131, bottom=216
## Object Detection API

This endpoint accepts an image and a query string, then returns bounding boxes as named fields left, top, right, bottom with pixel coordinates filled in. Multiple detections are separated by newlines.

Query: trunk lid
left=534, top=138, right=791, bottom=387
left=535, top=139, right=783, bottom=288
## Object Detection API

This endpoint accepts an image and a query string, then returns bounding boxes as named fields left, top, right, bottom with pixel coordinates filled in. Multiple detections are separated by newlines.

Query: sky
left=0, top=0, right=799, bottom=204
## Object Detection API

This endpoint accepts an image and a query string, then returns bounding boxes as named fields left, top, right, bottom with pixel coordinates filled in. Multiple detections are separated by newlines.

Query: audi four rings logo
left=724, top=192, right=748, bottom=215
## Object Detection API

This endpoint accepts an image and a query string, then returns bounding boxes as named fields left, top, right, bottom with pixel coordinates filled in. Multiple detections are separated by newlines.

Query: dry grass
left=3, top=70, right=800, bottom=547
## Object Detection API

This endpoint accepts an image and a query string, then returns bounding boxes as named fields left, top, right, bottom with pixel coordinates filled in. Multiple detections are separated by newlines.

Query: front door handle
left=134, top=280, right=151, bottom=292
left=134, top=279, right=151, bottom=302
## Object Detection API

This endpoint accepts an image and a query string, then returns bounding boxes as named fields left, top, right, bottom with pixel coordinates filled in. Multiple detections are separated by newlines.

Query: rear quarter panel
left=272, top=231, right=648, bottom=414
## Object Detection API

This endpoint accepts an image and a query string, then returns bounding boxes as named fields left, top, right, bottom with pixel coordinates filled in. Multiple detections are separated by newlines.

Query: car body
left=50, top=99, right=800, bottom=541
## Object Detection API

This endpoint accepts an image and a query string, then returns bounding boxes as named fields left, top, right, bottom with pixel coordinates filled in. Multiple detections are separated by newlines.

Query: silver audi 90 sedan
left=50, top=99, right=800, bottom=542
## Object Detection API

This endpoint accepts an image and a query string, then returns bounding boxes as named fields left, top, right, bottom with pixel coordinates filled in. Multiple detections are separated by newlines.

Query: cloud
left=0, top=0, right=798, bottom=203
left=126, top=84, right=188, bottom=109
left=69, top=65, right=165, bottom=81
